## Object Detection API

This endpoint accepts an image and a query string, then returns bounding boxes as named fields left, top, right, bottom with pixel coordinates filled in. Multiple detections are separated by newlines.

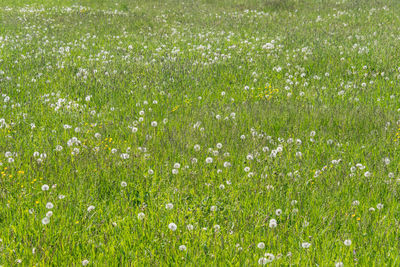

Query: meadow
left=1, top=0, right=400, bottom=265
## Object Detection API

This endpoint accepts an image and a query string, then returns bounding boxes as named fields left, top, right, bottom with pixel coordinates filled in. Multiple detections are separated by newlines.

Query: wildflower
left=257, top=242, right=265, bottom=249
left=82, top=259, right=89, bottom=266
left=179, top=245, right=187, bottom=251
left=87, top=206, right=95, bottom=212
left=384, top=157, right=390, bottom=165
left=121, top=181, right=127, bottom=187
left=258, top=254, right=275, bottom=265
left=258, top=257, right=268, bottom=265
left=269, top=219, right=277, bottom=228
left=168, top=223, right=177, bottom=231
left=41, top=184, right=49, bottom=191
left=42, top=217, right=50, bottom=225
left=174, top=163, right=181, bottom=169
left=165, top=203, right=174, bottom=210
left=137, top=212, right=145, bottom=220
left=120, top=153, right=129, bottom=159
left=344, top=239, right=352, bottom=246
left=264, top=253, right=275, bottom=263
left=301, top=242, right=311, bottom=249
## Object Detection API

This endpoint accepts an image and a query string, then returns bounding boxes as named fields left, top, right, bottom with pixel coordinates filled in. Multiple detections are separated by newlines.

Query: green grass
left=1, top=0, right=400, bottom=266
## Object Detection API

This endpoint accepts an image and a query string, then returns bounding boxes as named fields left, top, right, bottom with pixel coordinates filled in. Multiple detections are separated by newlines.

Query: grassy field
left=1, top=0, right=400, bottom=265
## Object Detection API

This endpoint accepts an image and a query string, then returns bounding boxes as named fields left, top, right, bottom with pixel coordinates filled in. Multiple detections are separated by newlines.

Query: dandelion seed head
left=269, top=219, right=277, bottom=228
left=168, top=223, right=177, bottom=231
left=42, top=217, right=50, bottom=225
left=41, top=184, right=49, bottom=191
left=87, top=205, right=95, bottom=212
